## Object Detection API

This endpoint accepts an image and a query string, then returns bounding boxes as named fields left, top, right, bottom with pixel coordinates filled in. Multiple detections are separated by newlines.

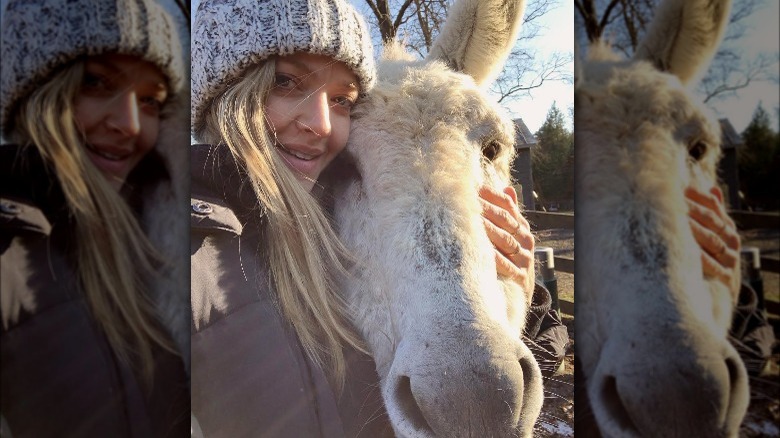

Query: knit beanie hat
left=191, top=0, right=376, bottom=132
left=0, top=0, right=185, bottom=135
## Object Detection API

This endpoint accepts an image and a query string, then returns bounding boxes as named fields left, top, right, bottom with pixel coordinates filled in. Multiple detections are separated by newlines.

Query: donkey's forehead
left=578, top=57, right=722, bottom=180
left=377, top=58, right=513, bottom=133
left=580, top=59, right=718, bottom=132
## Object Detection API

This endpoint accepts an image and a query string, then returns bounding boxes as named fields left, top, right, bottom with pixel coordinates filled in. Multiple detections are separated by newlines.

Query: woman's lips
left=275, top=142, right=322, bottom=178
left=84, top=143, right=132, bottom=177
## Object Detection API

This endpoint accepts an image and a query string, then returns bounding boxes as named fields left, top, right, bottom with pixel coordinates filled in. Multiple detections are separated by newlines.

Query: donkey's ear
left=426, top=0, right=526, bottom=87
left=633, top=0, right=732, bottom=85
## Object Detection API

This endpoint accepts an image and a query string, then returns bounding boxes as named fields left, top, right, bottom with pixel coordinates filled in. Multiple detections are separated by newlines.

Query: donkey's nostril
left=600, top=375, right=639, bottom=434
left=394, top=375, right=433, bottom=434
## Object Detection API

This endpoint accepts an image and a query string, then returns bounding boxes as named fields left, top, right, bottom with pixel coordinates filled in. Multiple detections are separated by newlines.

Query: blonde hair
left=196, top=60, right=364, bottom=388
left=12, top=61, right=175, bottom=384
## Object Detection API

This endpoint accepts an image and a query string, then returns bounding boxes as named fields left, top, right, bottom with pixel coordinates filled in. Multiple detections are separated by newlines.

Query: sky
left=701, top=0, right=780, bottom=133
left=497, top=0, right=779, bottom=134
left=493, top=1, right=575, bottom=133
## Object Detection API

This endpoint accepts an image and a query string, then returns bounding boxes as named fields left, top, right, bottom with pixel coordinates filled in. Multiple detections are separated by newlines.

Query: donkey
left=320, top=0, right=544, bottom=436
left=574, top=0, right=749, bottom=436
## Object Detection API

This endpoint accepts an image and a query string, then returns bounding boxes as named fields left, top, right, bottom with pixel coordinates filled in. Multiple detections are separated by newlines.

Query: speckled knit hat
left=191, top=0, right=376, bottom=132
left=0, top=0, right=185, bottom=135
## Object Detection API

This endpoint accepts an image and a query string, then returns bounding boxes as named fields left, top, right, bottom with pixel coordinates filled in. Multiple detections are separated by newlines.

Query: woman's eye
left=81, top=72, right=110, bottom=92
left=139, top=96, right=165, bottom=114
left=332, top=96, right=356, bottom=110
left=274, top=74, right=297, bottom=90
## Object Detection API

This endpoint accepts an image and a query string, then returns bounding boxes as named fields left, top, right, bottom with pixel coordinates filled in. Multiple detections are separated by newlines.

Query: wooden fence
left=728, top=210, right=780, bottom=274
left=526, top=211, right=574, bottom=274
left=526, top=210, right=780, bottom=275
left=527, top=209, right=780, bottom=317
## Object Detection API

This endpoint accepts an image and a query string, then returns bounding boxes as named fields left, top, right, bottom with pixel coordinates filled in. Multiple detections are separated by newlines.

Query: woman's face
left=264, top=53, right=360, bottom=192
left=73, top=54, right=169, bottom=190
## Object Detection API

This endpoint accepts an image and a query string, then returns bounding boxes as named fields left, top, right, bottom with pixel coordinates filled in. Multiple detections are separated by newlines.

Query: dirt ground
left=739, top=228, right=780, bottom=437
left=534, top=229, right=575, bottom=437
left=529, top=228, right=780, bottom=436
left=534, top=315, right=575, bottom=437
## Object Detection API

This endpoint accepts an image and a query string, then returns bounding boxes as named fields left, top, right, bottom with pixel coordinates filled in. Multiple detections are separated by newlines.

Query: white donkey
left=321, top=0, right=544, bottom=436
left=575, top=0, right=749, bottom=436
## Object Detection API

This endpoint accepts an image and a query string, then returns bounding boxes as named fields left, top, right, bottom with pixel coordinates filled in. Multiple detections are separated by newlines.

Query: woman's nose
left=108, top=91, right=141, bottom=137
left=299, top=92, right=332, bottom=137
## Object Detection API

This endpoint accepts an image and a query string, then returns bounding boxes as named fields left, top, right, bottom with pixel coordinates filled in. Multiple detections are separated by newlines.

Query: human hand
left=685, top=186, right=741, bottom=302
left=479, top=185, right=535, bottom=295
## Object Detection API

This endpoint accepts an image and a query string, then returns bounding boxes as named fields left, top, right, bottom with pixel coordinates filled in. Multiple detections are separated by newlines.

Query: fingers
left=685, top=187, right=732, bottom=228
left=700, top=249, right=740, bottom=302
left=504, top=186, right=519, bottom=205
left=480, top=185, right=535, bottom=293
left=480, top=200, right=534, bottom=253
left=487, top=216, right=533, bottom=279
left=479, top=185, right=534, bottom=253
left=480, top=185, right=520, bottom=222
left=686, top=189, right=727, bottom=229
left=494, top=249, right=533, bottom=291
left=689, top=217, right=739, bottom=271
left=484, top=218, right=534, bottom=303
left=701, top=250, right=731, bottom=287
left=709, top=185, right=725, bottom=204
left=686, top=186, right=742, bottom=300
left=494, top=248, right=532, bottom=279
left=686, top=186, right=740, bottom=253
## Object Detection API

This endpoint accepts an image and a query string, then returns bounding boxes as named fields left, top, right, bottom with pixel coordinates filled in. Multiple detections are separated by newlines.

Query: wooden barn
left=511, top=118, right=537, bottom=210
left=718, top=118, right=742, bottom=210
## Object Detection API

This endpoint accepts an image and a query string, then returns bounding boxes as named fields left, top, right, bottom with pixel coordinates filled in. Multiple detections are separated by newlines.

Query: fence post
left=741, top=247, right=765, bottom=313
left=535, top=247, right=559, bottom=313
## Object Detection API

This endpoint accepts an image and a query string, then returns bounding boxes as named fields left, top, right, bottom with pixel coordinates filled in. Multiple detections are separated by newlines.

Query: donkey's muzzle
left=589, top=335, right=749, bottom=437
left=383, top=326, right=543, bottom=437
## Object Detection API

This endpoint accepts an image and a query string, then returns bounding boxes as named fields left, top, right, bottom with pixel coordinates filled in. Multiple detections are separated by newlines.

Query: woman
left=0, top=0, right=190, bottom=436
left=189, top=0, right=538, bottom=435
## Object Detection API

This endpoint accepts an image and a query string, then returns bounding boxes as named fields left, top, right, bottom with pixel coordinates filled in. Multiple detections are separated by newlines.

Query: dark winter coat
left=190, top=144, right=393, bottom=438
left=0, top=144, right=190, bottom=437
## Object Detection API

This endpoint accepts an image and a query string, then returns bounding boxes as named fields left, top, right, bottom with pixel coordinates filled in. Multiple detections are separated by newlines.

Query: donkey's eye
left=482, top=140, right=501, bottom=161
left=688, top=141, right=707, bottom=161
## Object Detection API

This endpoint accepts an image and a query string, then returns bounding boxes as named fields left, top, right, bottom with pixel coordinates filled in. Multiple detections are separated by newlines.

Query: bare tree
left=494, top=50, right=573, bottom=103
left=574, top=0, right=779, bottom=103
left=410, top=0, right=448, bottom=53
left=361, top=0, right=415, bottom=43
left=494, top=0, right=574, bottom=102
left=359, top=0, right=573, bottom=104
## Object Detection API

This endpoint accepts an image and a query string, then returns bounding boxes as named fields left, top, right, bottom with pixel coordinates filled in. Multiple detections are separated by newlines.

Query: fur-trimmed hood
left=141, top=82, right=191, bottom=376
